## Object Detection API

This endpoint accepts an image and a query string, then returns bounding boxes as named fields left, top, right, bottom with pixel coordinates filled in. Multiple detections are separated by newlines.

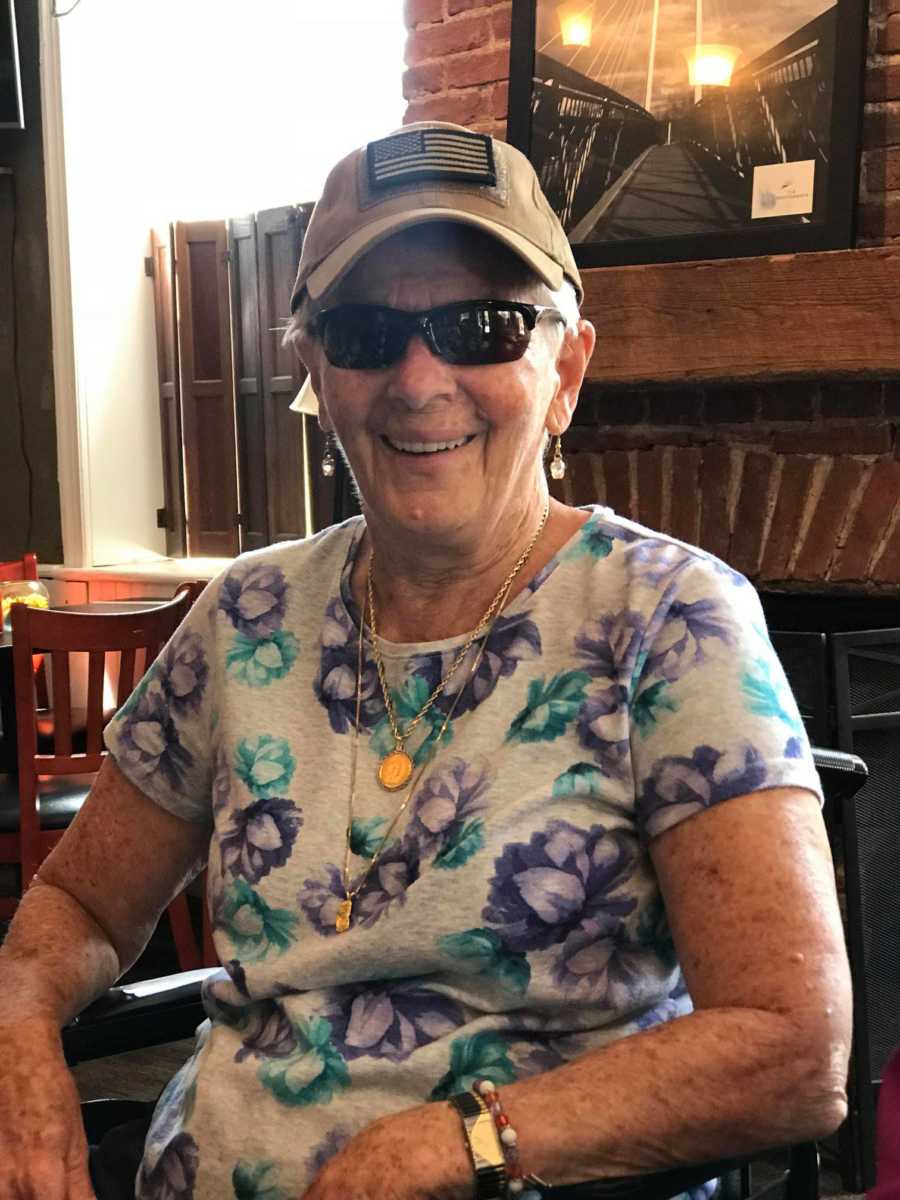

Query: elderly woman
left=0, top=122, right=850, bottom=1200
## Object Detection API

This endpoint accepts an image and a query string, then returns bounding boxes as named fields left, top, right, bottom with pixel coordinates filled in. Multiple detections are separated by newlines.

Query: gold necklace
left=366, top=504, right=550, bottom=791
left=336, top=504, right=550, bottom=933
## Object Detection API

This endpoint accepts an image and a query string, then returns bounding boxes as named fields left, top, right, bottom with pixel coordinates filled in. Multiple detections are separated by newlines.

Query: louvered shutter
left=150, top=226, right=186, bottom=556
left=257, top=205, right=307, bottom=542
left=173, top=220, right=240, bottom=557
left=229, top=215, right=268, bottom=552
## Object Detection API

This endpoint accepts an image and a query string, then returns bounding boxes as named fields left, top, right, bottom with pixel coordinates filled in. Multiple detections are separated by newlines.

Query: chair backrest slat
left=85, top=651, right=106, bottom=756
left=50, top=651, right=73, bottom=756
left=117, top=649, right=137, bottom=707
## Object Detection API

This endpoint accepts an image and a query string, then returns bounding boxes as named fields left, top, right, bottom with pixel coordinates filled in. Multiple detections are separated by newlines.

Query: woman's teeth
left=385, top=434, right=473, bottom=455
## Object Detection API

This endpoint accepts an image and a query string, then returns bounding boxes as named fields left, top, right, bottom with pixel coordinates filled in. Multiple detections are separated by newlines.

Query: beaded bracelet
left=474, top=1079, right=546, bottom=1199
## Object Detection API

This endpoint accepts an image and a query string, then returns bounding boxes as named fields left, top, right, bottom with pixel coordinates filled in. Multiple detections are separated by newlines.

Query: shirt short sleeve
left=104, top=577, right=222, bottom=825
left=630, top=552, right=822, bottom=841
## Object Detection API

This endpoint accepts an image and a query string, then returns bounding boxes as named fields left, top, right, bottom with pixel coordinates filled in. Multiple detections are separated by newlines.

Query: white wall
left=56, top=0, right=405, bottom=565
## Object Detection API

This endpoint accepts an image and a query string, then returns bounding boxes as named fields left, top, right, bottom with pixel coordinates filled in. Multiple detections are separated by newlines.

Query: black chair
left=63, top=748, right=867, bottom=1200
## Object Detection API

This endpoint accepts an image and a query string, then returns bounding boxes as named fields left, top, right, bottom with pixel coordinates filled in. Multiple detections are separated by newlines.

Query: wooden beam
left=580, top=246, right=900, bottom=388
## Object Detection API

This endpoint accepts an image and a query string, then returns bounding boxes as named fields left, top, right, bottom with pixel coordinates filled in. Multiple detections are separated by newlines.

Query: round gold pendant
left=378, top=749, right=414, bottom=791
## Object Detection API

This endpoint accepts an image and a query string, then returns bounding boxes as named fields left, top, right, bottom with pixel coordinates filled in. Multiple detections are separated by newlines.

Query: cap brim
left=289, top=375, right=319, bottom=416
left=304, top=208, right=566, bottom=301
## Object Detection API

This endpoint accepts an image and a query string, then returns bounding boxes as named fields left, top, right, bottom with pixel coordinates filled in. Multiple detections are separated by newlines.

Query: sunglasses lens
left=320, top=307, right=408, bottom=369
left=431, top=304, right=533, bottom=365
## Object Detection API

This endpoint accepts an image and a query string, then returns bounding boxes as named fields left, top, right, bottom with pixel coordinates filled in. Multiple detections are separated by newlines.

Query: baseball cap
left=289, top=121, right=582, bottom=415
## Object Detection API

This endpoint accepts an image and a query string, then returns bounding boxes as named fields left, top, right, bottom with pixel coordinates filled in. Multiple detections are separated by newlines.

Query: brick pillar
left=862, top=0, right=900, bottom=242
left=402, top=0, right=511, bottom=140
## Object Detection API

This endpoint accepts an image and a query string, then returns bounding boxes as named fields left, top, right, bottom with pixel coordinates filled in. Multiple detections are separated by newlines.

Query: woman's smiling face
left=299, top=225, right=585, bottom=547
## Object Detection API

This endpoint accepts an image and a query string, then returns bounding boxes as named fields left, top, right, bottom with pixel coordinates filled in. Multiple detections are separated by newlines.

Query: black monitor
left=0, top=0, right=23, bottom=130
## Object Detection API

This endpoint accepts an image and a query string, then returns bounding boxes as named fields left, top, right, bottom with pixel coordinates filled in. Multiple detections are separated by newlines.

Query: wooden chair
left=1, top=584, right=206, bottom=971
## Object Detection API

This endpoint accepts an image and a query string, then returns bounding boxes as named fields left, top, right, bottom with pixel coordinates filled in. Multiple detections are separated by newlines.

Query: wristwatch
left=448, top=1091, right=508, bottom=1200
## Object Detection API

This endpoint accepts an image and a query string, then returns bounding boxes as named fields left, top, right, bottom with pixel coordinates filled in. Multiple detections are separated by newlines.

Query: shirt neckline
left=336, top=505, right=608, bottom=659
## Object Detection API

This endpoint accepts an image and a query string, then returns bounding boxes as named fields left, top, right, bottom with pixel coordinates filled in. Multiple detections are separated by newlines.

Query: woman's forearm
left=0, top=879, right=121, bottom=1030
left=499, top=1005, right=849, bottom=1187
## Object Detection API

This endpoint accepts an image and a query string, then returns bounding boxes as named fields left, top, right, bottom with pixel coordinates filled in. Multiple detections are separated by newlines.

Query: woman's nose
left=384, top=333, right=456, bottom=406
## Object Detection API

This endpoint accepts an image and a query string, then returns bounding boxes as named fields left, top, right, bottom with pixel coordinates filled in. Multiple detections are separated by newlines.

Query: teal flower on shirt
left=741, top=657, right=804, bottom=735
left=430, top=1031, right=517, bottom=1100
left=506, top=671, right=590, bottom=744
left=258, top=1017, right=349, bottom=1108
left=632, top=680, right=678, bottom=736
left=370, top=675, right=455, bottom=765
left=552, top=762, right=604, bottom=800
left=349, top=816, right=389, bottom=860
left=226, top=631, right=299, bottom=688
left=438, top=928, right=531, bottom=996
left=232, top=1160, right=287, bottom=1200
left=563, top=516, right=615, bottom=562
left=220, top=879, right=299, bottom=962
left=234, top=735, right=296, bottom=798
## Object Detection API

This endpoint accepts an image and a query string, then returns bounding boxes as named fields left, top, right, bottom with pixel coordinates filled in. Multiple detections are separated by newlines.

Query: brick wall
left=403, top=0, right=511, bottom=139
left=401, top=2, right=900, bottom=590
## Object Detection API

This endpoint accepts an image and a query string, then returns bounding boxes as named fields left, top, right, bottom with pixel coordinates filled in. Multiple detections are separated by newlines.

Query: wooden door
left=173, top=220, right=240, bottom=557
left=257, top=205, right=307, bottom=542
left=149, top=226, right=186, bottom=556
left=229, top=215, right=268, bottom=552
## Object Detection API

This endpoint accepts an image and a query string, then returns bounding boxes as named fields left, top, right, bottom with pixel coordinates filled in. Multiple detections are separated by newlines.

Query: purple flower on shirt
left=354, top=839, right=421, bottom=927
left=137, top=1132, right=198, bottom=1200
left=234, top=1000, right=299, bottom=1063
left=220, top=797, right=303, bottom=884
left=637, top=743, right=769, bottom=839
left=643, top=597, right=733, bottom=683
left=219, top=562, right=287, bottom=639
left=410, top=611, right=541, bottom=721
left=576, top=683, right=631, bottom=777
left=482, top=820, right=636, bottom=953
left=314, top=598, right=382, bottom=734
left=320, top=980, right=464, bottom=1062
left=551, top=913, right=650, bottom=1005
left=113, top=684, right=194, bottom=791
left=406, top=758, right=491, bottom=862
left=575, top=611, right=647, bottom=688
left=157, top=630, right=208, bottom=715
left=298, top=864, right=347, bottom=937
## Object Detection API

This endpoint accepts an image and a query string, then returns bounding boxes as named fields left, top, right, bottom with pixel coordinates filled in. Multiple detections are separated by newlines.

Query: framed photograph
left=507, top=0, right=869, bottom=268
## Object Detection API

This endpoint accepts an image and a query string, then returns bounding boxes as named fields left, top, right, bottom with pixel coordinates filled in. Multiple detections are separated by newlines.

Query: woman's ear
left=293, top=334, right=334, bottom=434
left=546, top=318, right=596, bottom=436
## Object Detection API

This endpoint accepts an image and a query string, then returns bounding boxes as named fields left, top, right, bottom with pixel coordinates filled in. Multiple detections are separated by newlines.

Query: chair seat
left=0, top=772, right=92, bottom=833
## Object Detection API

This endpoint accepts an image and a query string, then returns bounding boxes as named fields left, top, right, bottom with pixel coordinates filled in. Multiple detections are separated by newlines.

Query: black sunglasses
left=311, top=300, right=566, bottom=370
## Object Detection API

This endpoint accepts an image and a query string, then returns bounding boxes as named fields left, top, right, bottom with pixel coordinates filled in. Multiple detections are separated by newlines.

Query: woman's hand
left=0, top=1015, right=95, bottom=1200
left=301, top=1101, right=473, bottom=1200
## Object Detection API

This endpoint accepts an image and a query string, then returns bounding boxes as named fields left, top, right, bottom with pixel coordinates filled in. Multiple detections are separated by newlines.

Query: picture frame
left=507, top=0, right=869, bottom=269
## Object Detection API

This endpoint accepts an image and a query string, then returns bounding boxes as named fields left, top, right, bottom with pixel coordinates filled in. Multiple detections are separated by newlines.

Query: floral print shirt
left=104, top=506, right=821, bottom=1200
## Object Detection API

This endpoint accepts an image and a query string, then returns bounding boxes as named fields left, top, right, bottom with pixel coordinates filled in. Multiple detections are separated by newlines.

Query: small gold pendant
left=377, top=749, right=414, bottom=791
left=335, top=898, right=352, bottom=933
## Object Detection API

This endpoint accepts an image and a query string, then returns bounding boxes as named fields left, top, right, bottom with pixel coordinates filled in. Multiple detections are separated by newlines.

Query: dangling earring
left=549, top=435, right=566, bottom=481
left=321, top=434, right=336, bottom=478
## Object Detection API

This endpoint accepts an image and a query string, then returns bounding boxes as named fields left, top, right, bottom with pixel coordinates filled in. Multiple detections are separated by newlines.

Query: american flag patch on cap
left=366, top=127, right=496, bottom=190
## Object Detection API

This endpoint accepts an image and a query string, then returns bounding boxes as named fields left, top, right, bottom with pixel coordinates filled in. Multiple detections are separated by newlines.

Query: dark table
left=0, top=600, right=165, bottom=773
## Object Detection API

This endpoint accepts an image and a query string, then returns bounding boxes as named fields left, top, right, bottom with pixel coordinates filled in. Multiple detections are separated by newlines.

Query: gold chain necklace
left=367, top=503, right=550, bottom=791
left=336, top=504, right=550, bottom=933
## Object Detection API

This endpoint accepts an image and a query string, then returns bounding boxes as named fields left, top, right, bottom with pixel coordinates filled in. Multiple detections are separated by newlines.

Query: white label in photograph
left=751, top=160, right=816, bottom=220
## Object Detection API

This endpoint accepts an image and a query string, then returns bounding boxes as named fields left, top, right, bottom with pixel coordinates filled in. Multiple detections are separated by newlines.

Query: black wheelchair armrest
left=542, top=1156, right=744, bottom=1200
left=62, top=967, right=218, bottom=1065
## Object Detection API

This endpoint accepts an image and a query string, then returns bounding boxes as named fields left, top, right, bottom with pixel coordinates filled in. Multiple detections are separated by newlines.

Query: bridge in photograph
left=531, top=4, right=836, bottom=242
left=567, top=141, right=745, bottom=242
